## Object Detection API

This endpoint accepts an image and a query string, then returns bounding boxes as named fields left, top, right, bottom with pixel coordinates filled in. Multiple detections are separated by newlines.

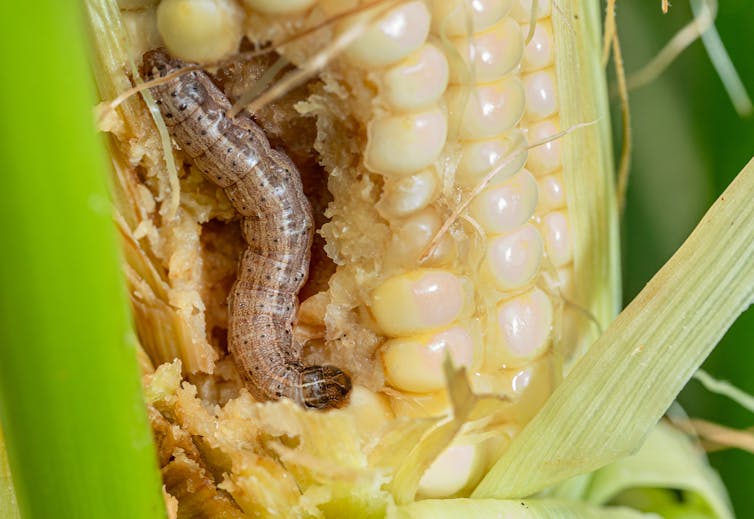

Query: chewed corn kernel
left=382, top=43, right=449, bottom=111
left=483, top=223, right=543, bottom=291
left=417, top=442, right=486, bottom=498
left=450, top=17, right=523, bottom=84
left=377, top=169, right=440, bottom=218
left=156, top=0, right=242, bottom=63
left=370, top=269, right=470, bottom=336
left=468, top=169, right=538, bottom=234
left=382, top=323, right=479, bottom=392
left=344, top=1, right=431, bottom=67
left=494, top=287, right=553, bottom=367
left=448, top=77, right=525, bottom=140
left=455, top=130, right=528, bottom=188
left=241, top=0, right=315, bottom=14
left=365, top=107, right=448, bottom=176
left=428, top=0, right=512, bottom=36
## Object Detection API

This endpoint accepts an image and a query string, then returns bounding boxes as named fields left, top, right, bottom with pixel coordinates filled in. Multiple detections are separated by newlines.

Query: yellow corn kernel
left=382, top=321, right=481, bottom=392
left=370, top=269, right=471, bottom=336
left=156, top=0, right=242, bottom=62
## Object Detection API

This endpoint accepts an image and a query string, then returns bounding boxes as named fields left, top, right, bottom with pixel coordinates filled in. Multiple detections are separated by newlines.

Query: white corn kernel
left=241, top=0, right=315, bottom=14
left=468, top=169, right=538, bottom=235
left=386, top=208, right=455, bottom=267
left=377, top=169, right=440, bottom=218
left=536, top=171, right=566, bottom=211
left=365, top=107, right=448, bottom=177
left=456, top=130, right=527, bottom=189
left=370, top=269, right=469, bottom=336
left=521, top=20, right=554, bottom=72
left=344, top=1, right=431, bottom=67
left=494, top=287, right=553, bottom=367
left=526, top=117, right=561, bottom=175
left=448, top=77, right=525, bottom=140
left=382, top=43, right=449, bottom=111
left=157, top=0, right=243, bottom=63
left=418, top=442, right=486, bottom=498
left=483, top=223, right=543, bottom=291
left=450, top=17, right=523, bottom=85
left=382, top=323, right=478, bottom=392
left=510, top=0, right=551, bottom=22
left=428, top=0, right=512, bottom=36
left=542, top=210, right=572, bottom=267
left=523, top=69, right=559, bottom=121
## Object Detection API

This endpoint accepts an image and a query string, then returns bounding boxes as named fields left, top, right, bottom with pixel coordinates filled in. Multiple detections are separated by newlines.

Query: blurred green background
left=617, top=1, right=754, bottom=515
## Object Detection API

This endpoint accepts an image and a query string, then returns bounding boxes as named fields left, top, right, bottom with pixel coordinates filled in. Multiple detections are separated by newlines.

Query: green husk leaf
left=473, top=157, right=754, bottom=498
left=550, top=422, right=732, bottom=518
left=390, top=498, right=657, bottom=519
left=584, top=422, right=732, bottom=518
left=0, top=428, right=20, bottom=519
left=0, top=1, right=166, bottom=517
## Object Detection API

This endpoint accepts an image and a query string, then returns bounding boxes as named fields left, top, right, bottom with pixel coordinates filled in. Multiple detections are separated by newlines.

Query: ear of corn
left=78, top=0, right=751, bottom=517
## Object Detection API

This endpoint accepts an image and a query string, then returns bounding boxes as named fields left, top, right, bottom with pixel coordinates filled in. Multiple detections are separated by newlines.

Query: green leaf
left=0, top=2, right=165, bottom=518
left=391, top=498, right=657, bottom=519
left=551, top=422, right=732, bottom=518
left=473, top=158, right=754, bottom=499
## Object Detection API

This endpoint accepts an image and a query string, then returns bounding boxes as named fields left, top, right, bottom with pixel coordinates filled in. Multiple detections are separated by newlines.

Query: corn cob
left=91, top=0, right=618, bottom=513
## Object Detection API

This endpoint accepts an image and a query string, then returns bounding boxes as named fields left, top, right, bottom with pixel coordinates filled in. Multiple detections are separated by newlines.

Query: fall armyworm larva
left=141, top=48, right=351, bottom=409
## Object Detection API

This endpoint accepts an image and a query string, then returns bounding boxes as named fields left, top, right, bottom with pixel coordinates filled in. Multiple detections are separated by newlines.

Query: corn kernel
left=417, top=442, right=486, bottom=498
left=382, top=323, right=479, bottom=392
left=521, top=19, right=554, bottom=72
left=450, top=17, right=523, bottom=84
left=344, top=1, right=431, bottom=68
left=365, top=107, right=448, bottom=177
left=542, top=210, right=572, bottom=267
left=370, top=269, right=469, bottom=336
left=468, top=169, right=538, bottom=234
left=536, top=171, right=566, bottom=212
left=456, top=130, right=528, bottom=189
left=526, top=117, right=561, bottom=175
left=448, top=77, right=525, bottom=140
left=494, top=287, right=553, bottom=367
left=483, top=223, right=543, bottom=291
left=523, top=69, right=559, bottom=121
left=377, top=169, right=440, bottom=218
left=241, top=0, right=315, bottom=14
left=428, top=0, right=512, bottom=36
left=156, top=0, right=242, bottom=63
left=382, top=43, right=449, bottom=111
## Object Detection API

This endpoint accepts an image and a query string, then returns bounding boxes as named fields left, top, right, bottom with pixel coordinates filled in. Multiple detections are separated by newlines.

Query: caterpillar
left=141, top=48, right=351, bottom=409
